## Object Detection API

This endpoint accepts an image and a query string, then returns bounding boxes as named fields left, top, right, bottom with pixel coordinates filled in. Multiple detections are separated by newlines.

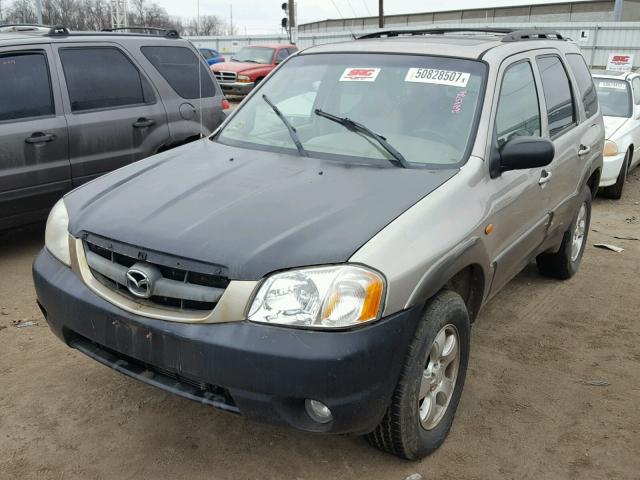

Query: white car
left=593, top=70, right=640, bottom=198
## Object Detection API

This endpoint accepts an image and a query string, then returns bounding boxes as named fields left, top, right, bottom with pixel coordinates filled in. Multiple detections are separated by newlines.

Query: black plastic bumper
left=33, top=249, right=421, bottom=434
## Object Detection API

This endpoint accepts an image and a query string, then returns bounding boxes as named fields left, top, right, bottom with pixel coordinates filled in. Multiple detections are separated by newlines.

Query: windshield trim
left=212, top=52, right=489, bottom=169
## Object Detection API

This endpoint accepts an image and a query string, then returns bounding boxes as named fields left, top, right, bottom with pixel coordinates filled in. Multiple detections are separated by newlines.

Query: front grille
left=214, top=71, right=237, bottom=83
left=83, top=235, right=229, bottom=313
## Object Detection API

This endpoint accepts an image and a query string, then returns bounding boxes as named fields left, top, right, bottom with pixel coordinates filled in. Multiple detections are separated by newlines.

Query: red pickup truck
left=211, top=44, right=297, bottom=95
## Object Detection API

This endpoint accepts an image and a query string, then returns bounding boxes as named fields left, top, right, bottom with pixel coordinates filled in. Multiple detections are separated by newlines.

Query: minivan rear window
left=0, top=52, right=54, bottom=121
left=142, top=46, right=216, bottom=99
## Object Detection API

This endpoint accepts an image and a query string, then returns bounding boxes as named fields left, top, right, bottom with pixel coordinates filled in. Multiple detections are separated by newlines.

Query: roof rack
left=357, top=28, right=564, bottom=43
left=101, top=27, right=180, bottom=38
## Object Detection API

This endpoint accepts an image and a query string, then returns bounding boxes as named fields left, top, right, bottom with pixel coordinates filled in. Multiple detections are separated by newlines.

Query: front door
left=52, top=44, right=169, bottom=186
left=0, top=45, right=70, bottom=228
left=486, top=55, right=552, bottom=295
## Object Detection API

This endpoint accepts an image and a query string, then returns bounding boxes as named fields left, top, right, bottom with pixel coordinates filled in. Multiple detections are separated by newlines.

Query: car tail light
left=221, top=99, right=230, bottom=110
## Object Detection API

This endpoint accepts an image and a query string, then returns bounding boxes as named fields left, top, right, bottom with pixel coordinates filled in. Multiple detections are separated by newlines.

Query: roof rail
left=101, top=27, right=180, bottom=38
left=357, top=27, right=564, bottom=43
left=357, top=28, right=513, bottom=40
left=501, top=29, right=564, bottom=42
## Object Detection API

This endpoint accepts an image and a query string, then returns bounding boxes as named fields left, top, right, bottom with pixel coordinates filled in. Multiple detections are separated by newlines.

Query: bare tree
left=3, top=0, right=232, bottom=36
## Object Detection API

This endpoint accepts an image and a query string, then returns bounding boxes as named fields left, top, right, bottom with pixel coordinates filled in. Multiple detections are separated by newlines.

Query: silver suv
left=33, top=28, right=603, bottom=460
left=0, top=25, right=227, bottom=230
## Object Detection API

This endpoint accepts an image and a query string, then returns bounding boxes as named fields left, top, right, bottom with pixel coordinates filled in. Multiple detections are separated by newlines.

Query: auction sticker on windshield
left=405, top=68, right=470, bottom=87
left=340, top=67, right=381, bottom=82
left=598, top=80, right=626, bottom=90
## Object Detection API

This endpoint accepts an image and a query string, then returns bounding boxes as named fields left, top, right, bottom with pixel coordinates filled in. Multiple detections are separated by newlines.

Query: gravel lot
left=1, top=169, right=639, bottom=480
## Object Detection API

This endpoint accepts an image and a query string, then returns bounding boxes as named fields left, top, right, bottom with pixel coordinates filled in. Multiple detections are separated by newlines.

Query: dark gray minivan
left=0, top=26, right=227, bottom=230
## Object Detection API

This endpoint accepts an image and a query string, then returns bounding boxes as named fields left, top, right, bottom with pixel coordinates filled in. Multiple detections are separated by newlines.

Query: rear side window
left=536, top=55, right=576, bottom=136
left=59, top=47, right=151, bottom=112
left=0, top=52, right=54, bottom=121
left=566, top=53, right=598, bottom=118
left=142, top=46, right=216, bottom=99
left=495, top=61, right=541, bottom=146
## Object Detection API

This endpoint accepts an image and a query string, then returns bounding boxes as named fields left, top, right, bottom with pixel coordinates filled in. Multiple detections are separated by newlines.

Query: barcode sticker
left=405, top=68, right=470, bottom=87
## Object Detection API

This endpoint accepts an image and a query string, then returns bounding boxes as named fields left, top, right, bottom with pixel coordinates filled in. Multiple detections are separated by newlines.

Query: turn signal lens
left=604, top=140, right=619, bottom=157
left=248, top=265, right=385, bottom=329
left=237, top=75, right=252, bottom=83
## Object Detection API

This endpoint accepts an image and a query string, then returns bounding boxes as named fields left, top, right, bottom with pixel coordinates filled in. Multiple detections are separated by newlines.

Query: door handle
left=539, top=169, right=552, bottom=186
left=25, top=132, right=56, bottom=144
left=132, top=118, right=156, bottom=128
left=578, top=144, right=591, bottom=156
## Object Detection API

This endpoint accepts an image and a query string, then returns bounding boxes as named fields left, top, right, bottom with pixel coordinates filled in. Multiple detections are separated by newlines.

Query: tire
left=601, top=150, right=629, bottom=200
left=366, top=290, right=470, bottom=460
left=536, top=184, right=592, bottom=280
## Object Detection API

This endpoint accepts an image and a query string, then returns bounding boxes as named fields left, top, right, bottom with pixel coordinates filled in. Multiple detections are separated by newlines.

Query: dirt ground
left=1, top=171, right=639, bottom=480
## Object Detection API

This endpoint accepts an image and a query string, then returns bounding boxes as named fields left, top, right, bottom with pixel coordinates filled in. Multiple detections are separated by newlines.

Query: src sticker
left=339, top=67, right=381, bottom=82
left=405, top=68, right=470, bottom=87
left=598, top=81, right=626, bottom=90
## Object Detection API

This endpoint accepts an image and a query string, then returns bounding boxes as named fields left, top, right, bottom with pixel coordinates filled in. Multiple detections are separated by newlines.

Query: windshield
left=594, top=78, right=632, bottom=118
left=216, top=53, right=486, bottom=168
left=232, top=47, right=275, bottom=64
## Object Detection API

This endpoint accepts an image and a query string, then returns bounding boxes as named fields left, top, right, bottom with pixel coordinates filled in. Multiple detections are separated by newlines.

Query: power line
left=360, top=0, right=371, bottom=16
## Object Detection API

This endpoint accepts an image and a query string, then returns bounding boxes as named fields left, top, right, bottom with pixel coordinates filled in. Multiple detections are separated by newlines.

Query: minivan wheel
left=601, top=150, right=629, bottom=200
left=366, top=290, right=470, bottom=460
left=536, top=184, right=592, bottom=280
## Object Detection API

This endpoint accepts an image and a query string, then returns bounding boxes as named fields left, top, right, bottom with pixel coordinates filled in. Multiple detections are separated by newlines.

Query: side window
left=59, top=47, right=151, bottom=112
left=632, top=78, right=640, bottom=105
left=0, top=51, right=54, bottom=121
left=142, top=46, right=216, bottom=99
left=495, top=61, right=541, bottom=146
left=566, top=53, right=598, bottom=118
left=275, top=49, right=289, bottom=64
left=536, top=55, right=576, bottom=137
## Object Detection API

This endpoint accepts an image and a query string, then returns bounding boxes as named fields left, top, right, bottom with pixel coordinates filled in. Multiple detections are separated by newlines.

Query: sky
left=154, top=0, right=591, bottom=34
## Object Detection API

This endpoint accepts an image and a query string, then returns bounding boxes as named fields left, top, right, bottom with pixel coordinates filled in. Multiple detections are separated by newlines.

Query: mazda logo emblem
left=126, top=268, right=152, bottom=298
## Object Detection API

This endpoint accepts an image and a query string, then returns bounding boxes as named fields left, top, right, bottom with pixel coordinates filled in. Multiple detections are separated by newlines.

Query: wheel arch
left=406, top=238, right=490, bottom=323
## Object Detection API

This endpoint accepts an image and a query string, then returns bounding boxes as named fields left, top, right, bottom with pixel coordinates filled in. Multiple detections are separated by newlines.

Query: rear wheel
left=366, top=290, right=470, bottom=460
left=536, top=184, right=592, bottom=280
left=601, top=150, right=629, bottom=200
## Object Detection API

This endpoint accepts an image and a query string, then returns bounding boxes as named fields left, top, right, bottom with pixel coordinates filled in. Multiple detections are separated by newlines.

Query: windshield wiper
left=262, top=94, right=308, bottom=157
left=314, top=108, right=409, bottom=168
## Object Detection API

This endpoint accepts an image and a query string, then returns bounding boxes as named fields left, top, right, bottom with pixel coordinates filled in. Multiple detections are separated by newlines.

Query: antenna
left=197, top=0, right=204, bottom=139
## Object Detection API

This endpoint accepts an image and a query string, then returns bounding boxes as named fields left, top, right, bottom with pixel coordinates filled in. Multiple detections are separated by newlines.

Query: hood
left=65, top=140, right=457, bottom=280
left=603, top=116, right=629, bottom=140
left=211, top=61, right=268, bottom=74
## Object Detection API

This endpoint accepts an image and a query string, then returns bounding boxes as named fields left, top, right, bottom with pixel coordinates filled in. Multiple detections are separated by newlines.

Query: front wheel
left=366, top=290, right=470, bottom=460
left=536, top=184, right=592, bottom=279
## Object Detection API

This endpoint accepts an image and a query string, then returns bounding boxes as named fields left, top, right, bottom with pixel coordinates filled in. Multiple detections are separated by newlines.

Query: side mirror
left=495, top=136, right=555, bottom=175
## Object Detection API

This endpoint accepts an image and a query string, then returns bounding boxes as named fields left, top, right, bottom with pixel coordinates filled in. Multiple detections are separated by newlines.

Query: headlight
left=237, top=75, right=252, bottom=83
left=604, top=140, right=619, bottom=157
left=248, top=265, right=385, bottom=329
left=45, top=198, right=71, bottom=266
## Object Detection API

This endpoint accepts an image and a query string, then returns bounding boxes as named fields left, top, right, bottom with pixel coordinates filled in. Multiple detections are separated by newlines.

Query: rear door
left=0, top=45, right=70, bottom=228
left=52, top=43, right=169, bottom=186
left=534, top=52, right=602, bottom=240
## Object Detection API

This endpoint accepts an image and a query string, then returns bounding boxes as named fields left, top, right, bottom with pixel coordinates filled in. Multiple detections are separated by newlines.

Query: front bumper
left=33, top=248, right=421, bottom=434
left=600, top=152, right=626, bottom=187
left=219, top=81, right=254, bottom=95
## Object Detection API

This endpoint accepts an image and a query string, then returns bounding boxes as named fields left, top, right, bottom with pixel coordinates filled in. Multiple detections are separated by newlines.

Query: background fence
left=188, top=22, right=640, bottom=69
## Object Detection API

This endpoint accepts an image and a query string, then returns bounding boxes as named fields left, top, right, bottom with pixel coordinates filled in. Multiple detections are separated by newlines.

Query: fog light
left=305, top=399, right=333, bottom=424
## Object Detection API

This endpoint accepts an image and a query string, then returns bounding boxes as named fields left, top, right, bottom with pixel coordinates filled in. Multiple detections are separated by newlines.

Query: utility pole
left=613, top=0, right=624, bottom=21
left=378, top=0, right=384, bottom=28
left=35, top=0, right=43, bottom=24
left=230, top=4, right=234, bottom=35
left=288, top=0, right=296, bottom=44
